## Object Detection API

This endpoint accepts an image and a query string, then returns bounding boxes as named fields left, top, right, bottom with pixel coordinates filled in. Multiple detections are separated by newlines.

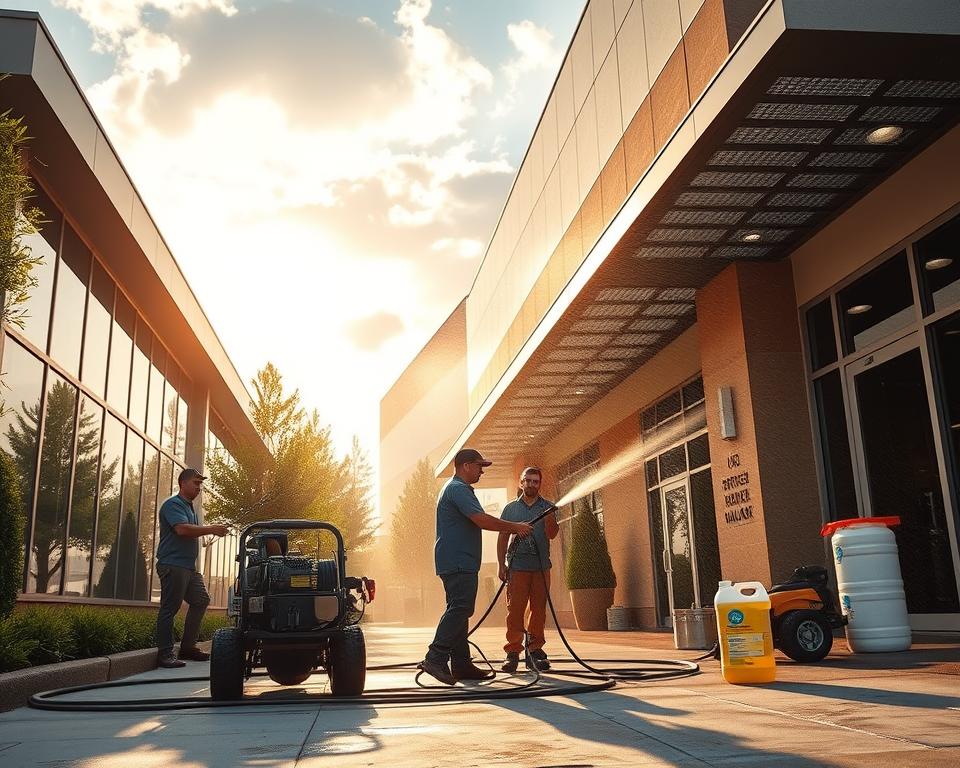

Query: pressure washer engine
left=210, top=520, right=375, bottom=701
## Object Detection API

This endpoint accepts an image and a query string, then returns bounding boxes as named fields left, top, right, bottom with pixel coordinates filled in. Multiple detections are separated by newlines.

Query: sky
left=5, top=0, right=585, bottom=505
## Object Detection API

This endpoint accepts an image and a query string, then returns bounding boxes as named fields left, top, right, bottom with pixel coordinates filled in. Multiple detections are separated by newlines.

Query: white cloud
left=431, top=237, right=484, bottom=259
left=56, top=0, right=237, bottom=45
left=494, top=20, right=561, bottom=117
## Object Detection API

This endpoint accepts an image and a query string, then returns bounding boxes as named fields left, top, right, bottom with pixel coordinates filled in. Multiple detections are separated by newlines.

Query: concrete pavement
left=0, top=624, right=957, bottom=767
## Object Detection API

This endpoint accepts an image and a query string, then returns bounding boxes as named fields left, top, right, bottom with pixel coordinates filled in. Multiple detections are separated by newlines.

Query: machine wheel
left=778, top=610, right=833, bottom=662
left=327, top=626, right=366, bottom=696
left=210, top=627, right=245, bottom=701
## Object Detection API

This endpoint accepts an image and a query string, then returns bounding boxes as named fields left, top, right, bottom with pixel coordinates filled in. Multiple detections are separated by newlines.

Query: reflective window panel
left=162, top=364, right=179, bottom=452
left=18, top=186, right=62, bottom=352
left=136, top=446, right=159, bottom=601
left=932, top=311, right=960, bottom=544
left=147, top=347, right=165, bottom=444
left=82, top=262, right=113, bottom=398
left=114, top=431, right=144, bottom=600
left=806, top=297, right=838, bottom=371
left=0, top=337, right=45, bottom=587
left=28, top=371, right=77, bottom=594
left=152, top=455, right=174, bottom=602
left=129, top=319, right=151, bottom=431
left=813, top=370, right=858, bottom=521
left=106, top=294, right=134, bottom=415
left=48, top=225, right=90, bottom=378
left=63, top=395, right=103, bottom=596
left=92, top=414, right=125, bottom=597
left=176, top=395, right=189, bottom=460
left=839, top=252, right=915, bottom=353
left=916, top=213, right=960, bottom=315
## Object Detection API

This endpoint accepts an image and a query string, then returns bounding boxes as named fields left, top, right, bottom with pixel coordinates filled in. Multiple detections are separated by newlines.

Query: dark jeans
left=426, top=571, right=479, bottom=665
left=156, top=563, right=210, bottom=654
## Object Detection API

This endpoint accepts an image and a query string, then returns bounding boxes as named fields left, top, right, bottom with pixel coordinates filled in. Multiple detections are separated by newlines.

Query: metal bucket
left=673, top=607, right=718, bottom=650
left=607, top=605, right=630, bottom=631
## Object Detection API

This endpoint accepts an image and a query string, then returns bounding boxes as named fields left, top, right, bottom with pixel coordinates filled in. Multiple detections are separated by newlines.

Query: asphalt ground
left=0, top=624, right=957, bottom=767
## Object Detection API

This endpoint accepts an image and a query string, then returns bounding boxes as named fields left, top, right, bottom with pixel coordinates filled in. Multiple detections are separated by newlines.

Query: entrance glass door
left=656, top=478, right=697, bottom=626
left=845, top=334, right=960, bottom=619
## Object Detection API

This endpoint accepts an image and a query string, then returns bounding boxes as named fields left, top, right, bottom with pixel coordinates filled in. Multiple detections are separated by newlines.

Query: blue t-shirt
left=434, top=476, right=485, bottom=575
left=156, top=495, right=200, bottom=569
left=501, top=496, right=555, bottom=571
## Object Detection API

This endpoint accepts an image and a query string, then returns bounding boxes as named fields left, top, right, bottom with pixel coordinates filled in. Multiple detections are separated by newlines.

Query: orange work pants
left=504, top=569, right=550, bottom=653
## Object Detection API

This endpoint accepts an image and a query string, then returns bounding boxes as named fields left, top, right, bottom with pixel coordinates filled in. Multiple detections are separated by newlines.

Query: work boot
left=528, top=649, right=551, bottom=671
left=500, top=652, right=520, bottom=673
left=419, top=658, right=456, bottom=686
left=451, top=660, right=495, bottom=681
left=178, top=646, right=210, bottom=662
left=157, top=652, right=186, bottom=669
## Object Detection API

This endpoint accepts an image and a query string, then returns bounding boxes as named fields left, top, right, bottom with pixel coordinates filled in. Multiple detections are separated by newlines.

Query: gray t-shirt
left=501, top=496, right=555, bottom=571
left=434, top=476, right=485, bottom=575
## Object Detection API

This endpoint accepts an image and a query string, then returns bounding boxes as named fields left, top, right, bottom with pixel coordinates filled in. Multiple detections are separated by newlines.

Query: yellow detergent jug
left=714, top=580, right=776, bottom=684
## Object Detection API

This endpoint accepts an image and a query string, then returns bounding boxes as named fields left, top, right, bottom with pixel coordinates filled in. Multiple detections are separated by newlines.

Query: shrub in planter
left=0, top=615, right=38, bottom=672
left=123, top=610, right=158, bottom=651
left=565, top=500, right=617, bottom=630
left=13, top=606, right=77, bottom=665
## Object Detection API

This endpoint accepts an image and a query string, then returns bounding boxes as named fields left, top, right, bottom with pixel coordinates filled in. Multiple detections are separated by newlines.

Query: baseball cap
left=177, top=467, right=207, bottom=484
left=454, top=448, right=492, bottom=467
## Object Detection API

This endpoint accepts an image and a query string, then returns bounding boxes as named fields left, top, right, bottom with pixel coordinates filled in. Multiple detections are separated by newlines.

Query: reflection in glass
left=48, top=225, right=90, bottom=377
left=27, top=371, right=77, bottom=594
left=814, top=370, right=858, bottom=521
left=112, top=431, right=144, bottom=600
left=854, top=348, right=959, bottom=612
left=932, top=312, right=960, bottom=512
left=130, top=318, right=151, bottom=430
left=147, top=347, right=165, bottom=444
left=152, top=455, right=174, bottom=602
left=107, top=294, right=134, bottom=415
left=18, top=186, right=61, bottom=351
left=647, top=491, right=669, bottom=626
left=690, top=470, right=720, bottom=605
left=136, top=446, right=159, bottom=600
left=63, top=396, right=103, bottom=596
left=163, top=364, right=178, bottom=453
left=806, top=298, right=838, bottom=371
left=0, top=338, right=45, bottom=588
left=82, top=262, right=113, bottom=398
left=664, top=484, right=695, bottom=611
left=176, top=396, right=189, bottom=460
left=92, top=415, right=125, bottom=597
left=916, top=213, right=960, bottom=314
left=839, top=252, right=914, bottom=353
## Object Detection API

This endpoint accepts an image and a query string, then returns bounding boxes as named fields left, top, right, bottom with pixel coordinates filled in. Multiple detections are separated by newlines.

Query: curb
left=0, top=641, right=210, bottom=713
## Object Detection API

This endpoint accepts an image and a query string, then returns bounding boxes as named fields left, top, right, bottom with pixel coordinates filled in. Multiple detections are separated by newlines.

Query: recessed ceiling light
left=527, top=434, right=535, bottom=438
left=865, top=125, right=904, bottom=145
left=847, top=304, right=873, bottom=315
left=741, top=232, right=762, bottom=243
left=925, top=257, right=953, bottom=270
left=574, top=389, right=586, bottom=395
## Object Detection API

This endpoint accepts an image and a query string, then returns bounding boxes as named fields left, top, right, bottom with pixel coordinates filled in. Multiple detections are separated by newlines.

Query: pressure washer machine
left=209, top=520, right=375, bottom=701
left=769, top=565, right=846, bottom=662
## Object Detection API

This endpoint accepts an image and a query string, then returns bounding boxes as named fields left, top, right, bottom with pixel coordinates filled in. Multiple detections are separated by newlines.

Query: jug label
left=727, top=633, right=765, bottom=659
left=727, top=609, right=744, bottom=625
left=835, top=546, right=843, bottom=564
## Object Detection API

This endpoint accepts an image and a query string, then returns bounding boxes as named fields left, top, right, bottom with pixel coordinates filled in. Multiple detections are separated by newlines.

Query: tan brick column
left=697, top=261, right=823, bottom=585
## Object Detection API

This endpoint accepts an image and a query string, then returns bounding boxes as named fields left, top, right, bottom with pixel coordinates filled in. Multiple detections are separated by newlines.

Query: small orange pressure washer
left=768, top=565, right=847, bottom=662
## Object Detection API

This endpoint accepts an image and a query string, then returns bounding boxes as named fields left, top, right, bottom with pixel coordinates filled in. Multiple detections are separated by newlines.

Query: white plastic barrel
left=821, top=517, right=911, bottom=653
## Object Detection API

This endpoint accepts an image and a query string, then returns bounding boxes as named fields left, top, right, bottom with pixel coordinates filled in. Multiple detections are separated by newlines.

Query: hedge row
left=0, top=605, right=231, bottom=673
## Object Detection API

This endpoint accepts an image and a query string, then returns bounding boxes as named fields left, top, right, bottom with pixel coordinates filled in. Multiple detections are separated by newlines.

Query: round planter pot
left=570, top=587, right=615, bottom=630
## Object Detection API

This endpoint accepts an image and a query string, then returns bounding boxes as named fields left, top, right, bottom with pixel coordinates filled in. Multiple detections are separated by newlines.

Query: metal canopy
left=461, top=21, right=960, bottom=483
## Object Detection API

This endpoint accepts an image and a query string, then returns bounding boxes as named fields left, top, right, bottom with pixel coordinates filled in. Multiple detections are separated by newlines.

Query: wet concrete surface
left=0, top=624, right=957, bottom=767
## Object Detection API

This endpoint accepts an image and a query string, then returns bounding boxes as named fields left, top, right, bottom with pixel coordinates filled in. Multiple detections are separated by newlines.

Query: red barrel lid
left=820, top=516, right=900, bottom=537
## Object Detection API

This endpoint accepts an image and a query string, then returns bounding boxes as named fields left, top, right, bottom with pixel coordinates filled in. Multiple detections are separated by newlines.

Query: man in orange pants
left=497, top=467, right=559, bottom=673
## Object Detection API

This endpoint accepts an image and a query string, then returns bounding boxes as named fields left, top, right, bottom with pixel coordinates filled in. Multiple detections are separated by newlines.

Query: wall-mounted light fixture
left=718, top=386, right=737, bottom=440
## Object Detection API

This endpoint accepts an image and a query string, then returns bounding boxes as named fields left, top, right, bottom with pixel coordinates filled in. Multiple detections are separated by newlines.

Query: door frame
left=844, top=332, right=960, bottom=631
left=658, top=475, right=702, bottom=625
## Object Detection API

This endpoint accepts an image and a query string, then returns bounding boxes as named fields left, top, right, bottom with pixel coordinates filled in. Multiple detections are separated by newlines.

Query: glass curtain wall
left=804, top=208, right=960, bottom=616
left=0, top=176, right=195, bottom=603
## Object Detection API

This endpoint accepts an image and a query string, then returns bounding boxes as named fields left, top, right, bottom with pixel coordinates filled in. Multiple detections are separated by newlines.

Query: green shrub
left=68, top=607, right=126, bottom=658
left=122, top=610, right=157, bottom=651
left=0, top=615, right=38, bottom=672
left=0, top=453, right=25, bottom=619
left=12, top=606, right=77, bottom=665
left=564, top=500, right=617, bottom=591
left=198, top=613, right=230, bottom=641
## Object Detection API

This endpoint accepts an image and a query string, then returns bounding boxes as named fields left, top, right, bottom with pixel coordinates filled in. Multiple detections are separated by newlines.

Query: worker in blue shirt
left=154, top=468, right=229, bottom=668
left=420, top=448, right=533, bottom=685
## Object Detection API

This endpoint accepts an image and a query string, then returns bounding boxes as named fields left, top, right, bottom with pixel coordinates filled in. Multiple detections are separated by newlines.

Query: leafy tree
left=205, top=364, right=351, bottom=544
left=337, top=436, right=378, bottom=552
left=390, top=458, right=440, bottom=597
left=93, top=511, right=147, bottom=600
left=0, top=102, right=43, bottom=328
